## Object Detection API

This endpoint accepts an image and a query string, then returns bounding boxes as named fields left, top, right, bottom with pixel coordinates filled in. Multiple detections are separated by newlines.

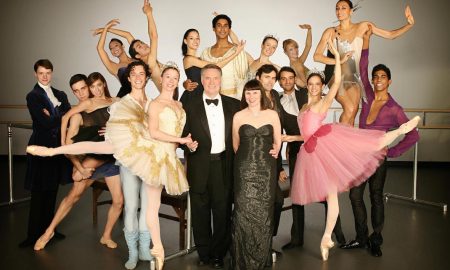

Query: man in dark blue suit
left=19, top=59, right=72, bottom=248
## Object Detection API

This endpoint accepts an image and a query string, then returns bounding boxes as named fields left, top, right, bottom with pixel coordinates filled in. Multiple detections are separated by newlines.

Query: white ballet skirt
left=106, top=95, right=189, bottom=195
left=201, top=46, right=249, bottom=100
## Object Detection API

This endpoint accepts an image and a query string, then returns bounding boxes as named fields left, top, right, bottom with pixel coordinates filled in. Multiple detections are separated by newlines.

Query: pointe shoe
left=26, top=145, right=54, bottom=156
left=320, top=240, right=335, bottom=261
left=151, top=248, right=164, bottom=270
left=100, top=237, right=118, bottom=249
left=400, top=116, right=421, bottom=134
left=34, top=232, right=54, bottom=251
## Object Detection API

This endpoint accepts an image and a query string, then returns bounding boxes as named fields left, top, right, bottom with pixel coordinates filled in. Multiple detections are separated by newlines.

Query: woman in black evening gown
left=231, top=79, right=282, bottom=269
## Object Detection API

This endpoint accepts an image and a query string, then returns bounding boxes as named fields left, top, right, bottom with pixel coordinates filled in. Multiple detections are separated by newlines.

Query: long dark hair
left=181, top=29, right=199, bottom=56
left=86, top=72, right=111, bottom=98
left=240, top=79, right=270, bottom=110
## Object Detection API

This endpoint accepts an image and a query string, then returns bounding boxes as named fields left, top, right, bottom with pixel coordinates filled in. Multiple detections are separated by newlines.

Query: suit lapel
left=36, top=84, right=56, bottom=114
left=196, top=97, right=212, bottom=141
left=221, top=95, right=232, bottom=142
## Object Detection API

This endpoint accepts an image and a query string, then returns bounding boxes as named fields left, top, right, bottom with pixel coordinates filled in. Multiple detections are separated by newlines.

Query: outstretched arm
left=368, top=5, right=414, bottom=40
left=185, top=41, right=245, bottom=69
left=360, top=26, right=375, bottom=102
left=92, top=27, right=135, bottom=45
left=96, top=19, right=122, bottom=76
left=298, top=24, right=312, bottom=63
left=143, top=0, right=162, bottom=91
left=320, top=39, right=342, bottom=113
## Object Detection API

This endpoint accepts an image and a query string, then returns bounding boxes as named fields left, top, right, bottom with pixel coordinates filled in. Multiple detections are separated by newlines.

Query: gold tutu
left=106, top=95, right=189, bottom=195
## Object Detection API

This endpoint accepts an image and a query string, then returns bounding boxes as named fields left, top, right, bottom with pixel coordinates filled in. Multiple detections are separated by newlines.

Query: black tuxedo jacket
left=25, top=83, right=72, bottom=191
left=280, top=88, right=308, bottom=154
left=182, top=94, right=240, bottom=193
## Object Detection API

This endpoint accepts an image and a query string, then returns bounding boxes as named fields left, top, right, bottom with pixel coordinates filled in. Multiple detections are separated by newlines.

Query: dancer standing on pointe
left=290, top=39, right=420, bottom=261
left=314, top=0, right=415, bottom=126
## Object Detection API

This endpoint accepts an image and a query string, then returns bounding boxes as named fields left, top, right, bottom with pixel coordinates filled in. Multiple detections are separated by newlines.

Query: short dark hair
left=212, top=14, right=232, bottom=28
left=181, top=29, right=199, bottom=56
left=372, top=64, right=391, bottom=80
left=201, top=64, right=222, bottom=77
left=240, top=79, right=271, bottom=110
left=337, top=0, right=353, bottom=9
left=126, top=60, right=151, bottom=81
left=34, top=59, right=53, bottom=72
left=129, top=39, right=141, bottom=60
left=109, top=38, right=123, bottom=46
left=255, top=64, right=278, bottom=79
left=278, top=66, right=296, bottom=80
left=86, top=72, right=112, bottom=98
left=69, top=74, right=87, bottom=88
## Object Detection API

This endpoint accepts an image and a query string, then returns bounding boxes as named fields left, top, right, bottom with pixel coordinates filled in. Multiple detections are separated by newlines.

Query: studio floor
left=1, top=157, right=449, bottom=270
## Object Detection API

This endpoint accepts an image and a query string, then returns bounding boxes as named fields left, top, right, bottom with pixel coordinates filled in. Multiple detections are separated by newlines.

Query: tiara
left=263, top=34, right=279, bottom=42
left=306, top=68, right=325, bottom=81
left=162, top=61, right=179, bottom=71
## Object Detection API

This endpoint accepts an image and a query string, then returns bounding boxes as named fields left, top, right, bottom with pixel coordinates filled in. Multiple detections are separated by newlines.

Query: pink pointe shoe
left=34, top=232, right=54, bottom=251
left=26, top=145, right=54, bottom=156
left=320, top=239, right=335, bottom=261
left=400, top=116, right=421, bottom=134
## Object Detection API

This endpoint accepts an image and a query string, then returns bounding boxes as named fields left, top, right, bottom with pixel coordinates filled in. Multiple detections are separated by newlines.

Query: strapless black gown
left=231, top=124, right=276, bottom=270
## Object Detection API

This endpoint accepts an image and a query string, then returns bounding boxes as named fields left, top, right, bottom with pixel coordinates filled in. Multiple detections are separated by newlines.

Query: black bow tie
left=205, top=99, right=219, bottom=106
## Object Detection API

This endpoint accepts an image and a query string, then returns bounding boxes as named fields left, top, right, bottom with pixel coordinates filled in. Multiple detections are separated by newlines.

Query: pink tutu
left=290, top=110, right=386, bottom=205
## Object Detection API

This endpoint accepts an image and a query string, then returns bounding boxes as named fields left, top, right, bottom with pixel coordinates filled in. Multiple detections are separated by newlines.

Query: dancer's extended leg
left=27, top=141, right=114, bottom=156
left=379, top=116, right=420, bottom=148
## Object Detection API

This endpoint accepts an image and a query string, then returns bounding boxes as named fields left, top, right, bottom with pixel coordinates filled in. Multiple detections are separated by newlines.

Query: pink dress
left=291, top=109, right=386, bottom=205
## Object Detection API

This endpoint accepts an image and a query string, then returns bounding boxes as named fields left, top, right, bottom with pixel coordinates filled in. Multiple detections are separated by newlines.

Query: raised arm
left=60, top=100, right=91, bottom=145
left=367, top=5, right=414, bottom=40
left=313, top=28, right=337, bottom=65
left=320, top=39, right=342, bottom=113
left=142, top=0, right=162, bottom=90
left=93, top=27, right=135, bottom=45
left=97, top=19, right=122, bottom=76
left=360, top=26, right=375, bottom=103
left=298, top=24, right=312, bottom=63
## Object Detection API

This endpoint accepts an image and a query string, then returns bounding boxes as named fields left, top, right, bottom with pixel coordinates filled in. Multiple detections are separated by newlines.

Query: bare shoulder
left=69, top=113, right=82, bottom=125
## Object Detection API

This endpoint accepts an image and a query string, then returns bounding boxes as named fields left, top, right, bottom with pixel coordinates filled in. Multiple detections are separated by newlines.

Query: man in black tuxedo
left=278, top=67, right=308, bottom=249
left=182, top=64, right=240, bottom=268
left=20, top=59, right=72, bottom=248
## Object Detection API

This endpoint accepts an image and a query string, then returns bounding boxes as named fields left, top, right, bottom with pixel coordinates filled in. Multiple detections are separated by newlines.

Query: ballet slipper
left=34, top=232, right=54, bottom=251
left=100, top=237, right=118, bottom=249
left=400, top=116, right=421, bottom=134
left=26, top=145, right=54, bottom=157
left=320, top=238, right=335, bottom=261
left=151, top=247, right=164, bottom=270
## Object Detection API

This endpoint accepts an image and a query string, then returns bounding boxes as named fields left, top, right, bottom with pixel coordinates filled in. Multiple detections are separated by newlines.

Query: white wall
left=1, top=0, right=449, bottom=161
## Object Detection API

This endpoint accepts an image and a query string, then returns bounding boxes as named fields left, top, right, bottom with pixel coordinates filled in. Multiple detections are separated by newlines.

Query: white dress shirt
left=38, top=82, right=61, bottom=107
left=280, top=90, right=299, bottom=116
left=203, top=93, right=226, bottom=154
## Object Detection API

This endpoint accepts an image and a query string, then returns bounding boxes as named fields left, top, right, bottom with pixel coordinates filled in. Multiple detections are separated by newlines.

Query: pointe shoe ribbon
left=100, top=237, right=118, bottom=249
left=34, top=232, right=54, bottom=251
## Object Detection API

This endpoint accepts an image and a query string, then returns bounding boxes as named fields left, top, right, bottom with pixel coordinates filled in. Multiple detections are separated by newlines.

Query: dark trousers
left=191, top=159, right=231, bottom=260
left=26, top=189, right=59, bottom=241
left=287, top=149, right=305, bottom=244
left=349, top=159, right=387, bottom=246
left=272, top=183, right=283, bottom=236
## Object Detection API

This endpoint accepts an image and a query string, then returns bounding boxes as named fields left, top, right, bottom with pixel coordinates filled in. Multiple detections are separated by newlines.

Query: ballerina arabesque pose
left=290, top=38, right=420, bottom=261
